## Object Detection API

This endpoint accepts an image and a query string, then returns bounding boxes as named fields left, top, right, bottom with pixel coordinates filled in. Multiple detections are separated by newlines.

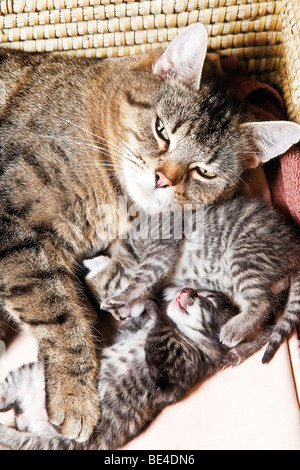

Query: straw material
left=0, top=1, right=298, bottom=119
left=280, top=0, right=300, bottom=124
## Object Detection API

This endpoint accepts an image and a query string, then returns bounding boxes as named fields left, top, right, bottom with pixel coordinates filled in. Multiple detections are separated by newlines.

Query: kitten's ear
left=152, top=23, right=208, bottom=90
left=242, top=121, right=300, bottom=165
left=83, top=255, right=111, bottom=277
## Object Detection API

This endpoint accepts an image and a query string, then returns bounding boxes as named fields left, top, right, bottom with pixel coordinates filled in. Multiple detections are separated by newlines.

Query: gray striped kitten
left=101, top=196, right=300, bottom=363
left=0, top=288, right=269, bottom=450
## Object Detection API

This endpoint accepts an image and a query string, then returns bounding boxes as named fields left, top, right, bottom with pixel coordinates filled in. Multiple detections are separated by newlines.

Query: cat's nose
left=155, top=170, right=173, bottom=189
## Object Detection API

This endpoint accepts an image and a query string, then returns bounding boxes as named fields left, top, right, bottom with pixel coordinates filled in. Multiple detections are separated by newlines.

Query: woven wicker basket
left=0, top=0, right=299, bottom=123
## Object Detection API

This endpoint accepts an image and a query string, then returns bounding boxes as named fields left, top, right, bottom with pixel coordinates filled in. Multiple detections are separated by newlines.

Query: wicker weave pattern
left=280, top=0, right=300, bottom=124
left=0, top=0, right=299, bottom=120
left=0, top=1, right=283, bottom=80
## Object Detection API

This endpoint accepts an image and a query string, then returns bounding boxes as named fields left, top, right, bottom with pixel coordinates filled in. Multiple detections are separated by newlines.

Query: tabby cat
left=100, top=196, right=300, bottom=363
left=0, top=23, right=299, bottom=440
left=0, top=285, right=272, bottom=450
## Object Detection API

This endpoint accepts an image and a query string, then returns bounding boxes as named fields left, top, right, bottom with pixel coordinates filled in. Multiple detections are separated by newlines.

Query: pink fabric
left=265, top=146, right=300, bottom=226
left=221, top=56, right=300, bottom=226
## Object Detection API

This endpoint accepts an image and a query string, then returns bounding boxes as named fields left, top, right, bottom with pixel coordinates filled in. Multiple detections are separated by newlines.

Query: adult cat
left=0, top=23, right=299, bottom=441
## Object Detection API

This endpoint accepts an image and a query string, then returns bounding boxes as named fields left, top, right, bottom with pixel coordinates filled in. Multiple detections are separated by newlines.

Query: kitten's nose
left=155, top=170, right=173, bottom=189
left=176, top=288, right=197, bottom=304
left=176, top=288, right=197, bottom=311
left=180, top=288, right=197, bottom=298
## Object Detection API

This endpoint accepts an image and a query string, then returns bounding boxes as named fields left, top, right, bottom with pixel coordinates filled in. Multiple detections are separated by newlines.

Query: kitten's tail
left=262, top=271, right=300, bottom=364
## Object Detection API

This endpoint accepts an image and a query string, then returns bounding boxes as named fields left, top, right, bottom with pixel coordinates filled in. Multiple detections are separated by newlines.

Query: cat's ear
left=152, top=23, right=208, bottom=90
left=83, top=255, right=111, bottom=277
left=242, top=121, right=300, bottom=166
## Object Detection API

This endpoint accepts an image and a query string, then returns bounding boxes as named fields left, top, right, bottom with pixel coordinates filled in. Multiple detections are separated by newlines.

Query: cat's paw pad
left=101, top=285, right=146, bottom=311
left=101, top=296, right=127, bottom=310
left=220, top=349, right=241, bottom=369
left=102, top=301, right=146, bottom=321
left=219, top=316, right=246, bottom=348
left=108, top=305, right=133, bottom=321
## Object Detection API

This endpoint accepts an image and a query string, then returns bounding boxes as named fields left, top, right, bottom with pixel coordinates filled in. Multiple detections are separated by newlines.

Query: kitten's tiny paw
left=108, top=308, right=127, bottom=321
left=219, top=316, right=247, bottom=348
left=102, top=291, right=142, bottom=311
left=102, top=285, right=146, bottom=311
left=101, top=296, right=127, bottom=310
left=111, top=306, right=132, bottom=321
left=102, top=302, right=145, bottom=321
left=220, top=350, right=241, bottom=369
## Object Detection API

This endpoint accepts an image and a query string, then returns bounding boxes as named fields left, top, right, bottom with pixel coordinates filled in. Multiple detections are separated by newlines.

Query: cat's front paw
left=219, top=316, right=247, bottom=348
left=101, top=285, right=146, bottom=313
left=220, top=314, right=260, bottom=348
left=220, top=349, right=241, bottom=369
left=102, top=300, right=145, bottom=321
left=46, top=377, right=99, bottom=442
left=101, top=295, right=129, bottom=310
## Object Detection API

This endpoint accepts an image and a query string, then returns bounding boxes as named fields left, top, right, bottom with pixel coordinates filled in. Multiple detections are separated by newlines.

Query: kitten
left=100, top=196, right=300, bottom=364
left=1, top=22, right=299, bottom=440
left=0, top=287, right=271, bottom=450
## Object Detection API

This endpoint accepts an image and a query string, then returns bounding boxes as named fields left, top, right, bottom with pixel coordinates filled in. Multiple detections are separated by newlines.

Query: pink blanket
left=221, top=56, right=300, bottom=226
left=222, top=57, right=300, bottom=339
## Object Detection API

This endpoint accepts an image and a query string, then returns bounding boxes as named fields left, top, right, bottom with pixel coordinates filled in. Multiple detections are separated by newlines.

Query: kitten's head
left=114, top=24, right=300, bottom=212
left=165, top=286, right=235, bottom=344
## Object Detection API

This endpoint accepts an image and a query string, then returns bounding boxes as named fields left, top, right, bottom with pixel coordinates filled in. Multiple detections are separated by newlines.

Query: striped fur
left=262, top=270, right=300, bottom=363
left=101, top=197, right=300, bottom=362
left=1, top=24, right=299, bottom=442
left=0, top=292, right=257, bottom=450
left=0, top=35, right=258, bottom=441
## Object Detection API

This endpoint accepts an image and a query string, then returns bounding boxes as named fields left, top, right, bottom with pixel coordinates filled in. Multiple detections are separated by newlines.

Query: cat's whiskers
left=36, top=131, right=134, bottom=165
left=77, top=116, right=147, bottom=167
left=52, top=133, right=128, bottom=158
left=64, top=125, right=138, bottom=165
left=55, top=138, right=131, bottom=168
left=0, top=316, right=22, bottom=336
left=67, top=109, right=146, bottom=166
left=39, top=106, right=144, bottom=169
left=31, top=132, right=135, bottom=172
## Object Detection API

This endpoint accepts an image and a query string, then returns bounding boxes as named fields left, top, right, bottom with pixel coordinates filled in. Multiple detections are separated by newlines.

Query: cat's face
left=166, top=287, right=230, bottom=343
left=113, top=24, right=300, bottom=213
left=119, top=78, right=248, bottom=213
